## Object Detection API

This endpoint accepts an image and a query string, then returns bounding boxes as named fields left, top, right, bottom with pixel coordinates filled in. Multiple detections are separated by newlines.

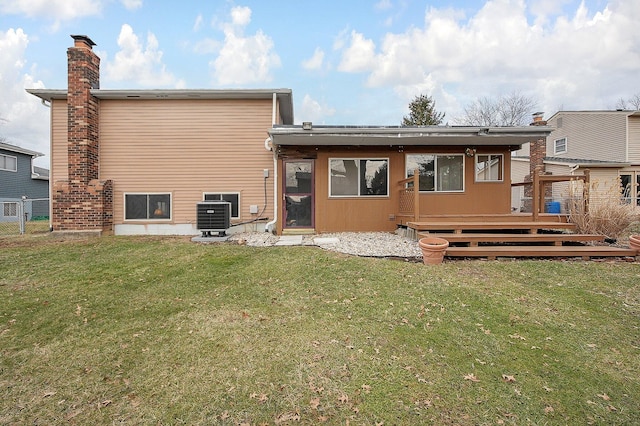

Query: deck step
left=418, top=232, right=604, bottom=245
left=408, top=221, right=576, bottom=232
left=410, top=213, right=567, bottom=223
left=445, top=245, right=637, bottom=260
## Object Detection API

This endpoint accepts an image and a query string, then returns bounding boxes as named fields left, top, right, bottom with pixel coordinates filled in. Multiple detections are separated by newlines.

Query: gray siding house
left=512, top=110, right=640, bottom=209
left=0, top=142, right=50, bottom=221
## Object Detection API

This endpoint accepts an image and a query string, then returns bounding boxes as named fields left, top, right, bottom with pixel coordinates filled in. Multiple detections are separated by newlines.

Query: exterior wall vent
left=196, top=201, right=231, bottom=237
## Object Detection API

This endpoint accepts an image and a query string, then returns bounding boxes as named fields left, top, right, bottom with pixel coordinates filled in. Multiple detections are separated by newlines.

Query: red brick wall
left=52, top=37, right=113, bottom=233
left=524, top=115, right=551, bottom=200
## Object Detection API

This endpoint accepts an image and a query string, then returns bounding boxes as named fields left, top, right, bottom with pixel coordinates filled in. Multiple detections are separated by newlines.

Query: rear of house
left=29, top=35, right=292, bottom=236
left=270, top=126, right=548, bottom=235
left=28, top=35, right=550, bottom=236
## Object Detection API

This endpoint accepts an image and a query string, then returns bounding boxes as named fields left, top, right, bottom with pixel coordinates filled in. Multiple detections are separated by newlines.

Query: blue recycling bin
left=545, top=201, right=561, bottom=213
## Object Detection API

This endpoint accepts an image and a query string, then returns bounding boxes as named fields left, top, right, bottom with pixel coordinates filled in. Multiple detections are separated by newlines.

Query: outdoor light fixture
left=302, top=121, right=312, bottom=130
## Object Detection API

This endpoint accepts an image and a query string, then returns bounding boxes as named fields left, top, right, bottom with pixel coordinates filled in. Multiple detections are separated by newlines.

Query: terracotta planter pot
left=418, top=237, right=449, bottom=265
left=629, top=235, right=640, bottom=253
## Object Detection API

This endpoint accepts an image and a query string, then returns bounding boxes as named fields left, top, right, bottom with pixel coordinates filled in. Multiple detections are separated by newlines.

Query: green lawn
left=1, top=236, right=639, bottom=425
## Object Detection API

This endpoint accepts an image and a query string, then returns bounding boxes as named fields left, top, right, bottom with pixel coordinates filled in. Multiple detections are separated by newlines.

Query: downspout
left=265, top=92, right=278, bottom=233
left=41, top=98, right=53, bottom=232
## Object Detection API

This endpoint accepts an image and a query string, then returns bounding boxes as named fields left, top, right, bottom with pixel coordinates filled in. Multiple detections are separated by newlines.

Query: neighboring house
left=28, top=35, right=550, bottom=236
left=0, top=141, right=49, bottom=222
left=512, top=110, right=640, bottom=211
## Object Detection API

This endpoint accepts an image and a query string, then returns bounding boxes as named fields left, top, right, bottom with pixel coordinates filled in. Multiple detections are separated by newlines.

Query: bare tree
left=615, top=93, right=640, bottom=110
left=458, top=92, right=537, bottom=126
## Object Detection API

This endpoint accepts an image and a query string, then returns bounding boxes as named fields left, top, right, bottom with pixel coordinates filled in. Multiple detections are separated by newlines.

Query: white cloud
left=375, top=0, right=392, bottom=11
left=0, top=28, right=49, bottom=166
left=299, top=94, right=336, bottom=124
left=0, top=0, right=102, bottom=29
left=210, top=6, right=281, bottom=86
left=229, top=5, right=251, bottom=27
left=302, top=48, right=325, bottom=71
left=120, top=0, right=142, bottom=11
left=335, top=0, right=640, bottom=120
left=104, top=24, right=185, bottom=88
left=337, top=31, right=376, bottom=73
left=193, top=13, right=204, bottom=32
left=193, top=38, right=221, bottom=54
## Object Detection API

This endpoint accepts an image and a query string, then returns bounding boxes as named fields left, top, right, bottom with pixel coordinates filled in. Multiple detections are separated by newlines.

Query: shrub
left=566, top=177, right=639, bottom=239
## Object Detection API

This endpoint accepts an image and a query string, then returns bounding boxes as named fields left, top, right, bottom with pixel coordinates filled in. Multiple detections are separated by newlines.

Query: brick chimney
left=528, top=112, right=548, bottom=179
left=68, top=35, right=100, bottom=184
left=523, top=112, right=550, bottom=208
left=51, top=35, right=113, bottom=235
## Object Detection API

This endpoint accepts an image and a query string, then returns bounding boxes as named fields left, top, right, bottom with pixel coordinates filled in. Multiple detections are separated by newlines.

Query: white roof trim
left=0, top=141, right=44, bottom=157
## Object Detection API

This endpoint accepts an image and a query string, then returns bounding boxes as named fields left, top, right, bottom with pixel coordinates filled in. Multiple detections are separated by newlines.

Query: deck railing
left=398, top=169, right=420, bottom=221
left=512, top=166, right=590, bottom=221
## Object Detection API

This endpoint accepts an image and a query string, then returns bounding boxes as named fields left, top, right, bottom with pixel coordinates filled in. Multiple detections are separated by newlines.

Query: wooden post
left=532, top=165, right=541, bottom=221
left=413, top=168, right=420, bottom=222
left=583, top=169, right=590, bottom=214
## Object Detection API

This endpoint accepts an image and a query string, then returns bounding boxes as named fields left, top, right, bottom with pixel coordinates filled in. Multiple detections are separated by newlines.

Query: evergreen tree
left=402, top=94, right=445, bottom=126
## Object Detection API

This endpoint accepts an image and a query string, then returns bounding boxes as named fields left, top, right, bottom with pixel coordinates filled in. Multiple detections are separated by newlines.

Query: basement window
left=329, top=158, right=389, bottom=197
left=204, top=193, right=240, bottom=219
left=0, top=154, right=17, bottom=172
left=125, top=193, right=171, bottom=220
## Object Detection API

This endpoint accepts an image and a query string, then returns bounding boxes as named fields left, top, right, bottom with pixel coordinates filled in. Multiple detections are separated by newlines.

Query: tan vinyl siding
left=51, top=99, right=68, bottom=182
left=628, top=116, right=640, bottom=163
left=510, top=158, right=529, bottom=183
left=547, top=112, right=628, bottom=162
left=589, top=168, right=622, bottom=209
left=545, top=163, right=572, bottom=203
left=510, top=158, right=530, bottom=211
left=99, top=99, right=275, bottom=227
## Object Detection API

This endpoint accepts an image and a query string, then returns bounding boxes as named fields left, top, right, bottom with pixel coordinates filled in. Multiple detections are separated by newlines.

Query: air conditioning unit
left=196, top=201, right=231, bottom=237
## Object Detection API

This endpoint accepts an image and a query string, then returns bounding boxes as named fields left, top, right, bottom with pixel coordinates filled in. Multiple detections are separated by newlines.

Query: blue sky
left=1, top=0, right=639, bottom=167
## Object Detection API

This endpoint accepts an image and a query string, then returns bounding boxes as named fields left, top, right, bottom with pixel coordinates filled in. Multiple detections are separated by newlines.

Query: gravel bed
left=228, top=231, right=422, bottom=258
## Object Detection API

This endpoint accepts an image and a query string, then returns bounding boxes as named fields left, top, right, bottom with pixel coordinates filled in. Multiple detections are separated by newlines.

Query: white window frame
left=203, top=192, right=241, bottom=219
left=3, top=202, right=18, bottom=217
left=620, top=172, right=640, bottom=206
left=405, top=154, right=465, bottom=193
left=0, top=154, right=18, bottom=172
left=475, top=154, right=504, bottom=182
left=554, top=137, right=567, bottom=155
left=124, top=193, right=172, bottom=221
left=329, top=158, right=389, bottom=198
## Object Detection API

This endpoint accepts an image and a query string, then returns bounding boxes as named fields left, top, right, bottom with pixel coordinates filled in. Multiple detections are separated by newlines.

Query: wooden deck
left=408, top=215, right=637, bottom=260
left=397, top=169, right=638, bottom=260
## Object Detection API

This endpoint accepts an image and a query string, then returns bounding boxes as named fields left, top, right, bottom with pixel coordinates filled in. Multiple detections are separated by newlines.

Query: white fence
left=0, top=198, right=50, bottom=236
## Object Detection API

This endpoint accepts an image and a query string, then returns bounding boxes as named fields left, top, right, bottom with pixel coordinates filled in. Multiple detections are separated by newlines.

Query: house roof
left=26, top=88, right=295, bottom=125
left=547, top=110, right=640, bottom=121
left=32, top=166, right=50, bottom=180
left=0, top=141, right=44, bottom=158
left=544, top=156, right=631, bottom=168
left=268, top=125, right=552, bottom=148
